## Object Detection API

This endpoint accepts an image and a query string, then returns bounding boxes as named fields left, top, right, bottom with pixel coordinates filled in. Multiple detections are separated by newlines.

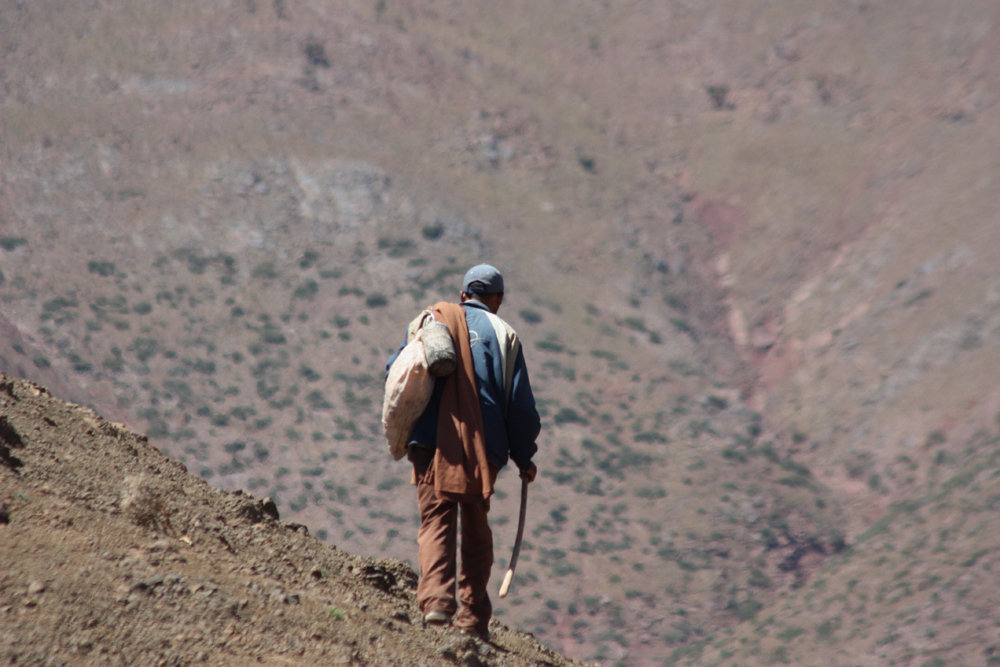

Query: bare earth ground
left=0, top=374, right=586, bottom=666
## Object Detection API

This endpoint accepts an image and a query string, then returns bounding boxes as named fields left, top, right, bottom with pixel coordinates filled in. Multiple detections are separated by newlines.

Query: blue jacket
left=385, top=301, right=540, bottom=471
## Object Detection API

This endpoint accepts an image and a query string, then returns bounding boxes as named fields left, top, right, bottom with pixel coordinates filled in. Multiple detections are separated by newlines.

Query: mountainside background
left=2, top=1, right=1000, bottom=664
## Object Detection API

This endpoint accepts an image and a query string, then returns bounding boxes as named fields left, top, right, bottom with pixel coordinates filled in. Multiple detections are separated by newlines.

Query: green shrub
left=704, top=395, right=728, bottom=411
left=184, top=358, right=216, bottom=375
left=537, top=339, right=565, bottom=353
left=726, top=597, right=763, bottom=621
left=925, top=430, right=947, bottom=447
left=87, top=260, right=116, bottom=276
left=365, top=292, right=388, bottom=308
left=163, top=381, right=192, bottom=403
left=293, top=280, right=319, bottom=300
left=867, top=472, right=883, bottom=491
left=0, top=237, right=28, bottom=251
left=622, top=316, right=646, bottom=332
left=306, top=390, right=333, bottom=410
left=553, top=407, right=586, bottom=425
left=422, top=221, right=445, bottom=240
left=748, top=568, right=772, bottom=589
left=519, top=308, right=543, bottom=324
left=668, top=359, right=700, bottom=376
left=781, top=460, right=812, bottom=477
left=542, top=360, right=575, bottom=381
left=102, top=350, right=125, bottom=372
left=252, top=262, right=279, bottom=279
left=377, top=237, right=415, bottom=257
left=670, top=317, right=695, bottom=336
left=260, top=326, right=287, bottom=345
left=256, top=379, right=279, bottom=399
left=229, top=405, right=255, bottom=421
left=377, top=477, right=404, bottom=491
left=299, top=250, right=320, bottom=268
left=69, top=353, right=92, bottom=372
left=577, top=476, right=604, bottom=496
left=42, top=296, right=79, bottom=321
left=548, top=471, right=575, bottom=485
left=721, top=447, right=748, bottom=463
left=706, top=84, right=731, bottom=109
left=131, top=337, right=160, bottom=362
left=300, top=365, right=321, bottom=381
left=552, top=561, right=580, bottom=576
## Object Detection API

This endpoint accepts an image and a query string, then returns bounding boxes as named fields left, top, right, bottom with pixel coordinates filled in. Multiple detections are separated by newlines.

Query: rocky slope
left=0, top=374, right=584, bottom=666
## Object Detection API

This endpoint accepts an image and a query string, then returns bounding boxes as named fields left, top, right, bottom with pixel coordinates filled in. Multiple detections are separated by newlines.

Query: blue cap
left=462, top=264, right=505, bottom=295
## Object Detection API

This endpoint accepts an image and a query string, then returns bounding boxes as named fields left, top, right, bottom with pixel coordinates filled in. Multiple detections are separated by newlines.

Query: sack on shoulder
left=382, top=331, right=434, bottom=461
left=381, top=309, right=456, bottom=461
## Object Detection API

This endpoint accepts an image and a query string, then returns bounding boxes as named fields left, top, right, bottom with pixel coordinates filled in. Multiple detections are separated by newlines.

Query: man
left=384, top=264, right=540, bottom=640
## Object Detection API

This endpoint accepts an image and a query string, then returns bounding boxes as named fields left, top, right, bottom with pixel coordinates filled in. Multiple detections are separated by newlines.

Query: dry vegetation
left=2, top=1, right=1000, bottom=664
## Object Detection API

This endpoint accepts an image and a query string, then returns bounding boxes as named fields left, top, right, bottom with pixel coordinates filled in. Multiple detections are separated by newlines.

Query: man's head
left=461, top=263, right=504, bottom=313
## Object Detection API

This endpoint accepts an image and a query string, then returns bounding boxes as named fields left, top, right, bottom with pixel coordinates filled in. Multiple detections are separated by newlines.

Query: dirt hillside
left=0, top=374, right=585, bottom=666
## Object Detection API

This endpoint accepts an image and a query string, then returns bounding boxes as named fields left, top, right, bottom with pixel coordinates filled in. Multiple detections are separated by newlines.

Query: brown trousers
left=410, top=446, right=497, bottom=634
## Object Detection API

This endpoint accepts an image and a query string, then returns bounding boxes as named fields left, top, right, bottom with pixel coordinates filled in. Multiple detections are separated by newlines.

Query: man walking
left=385, top=264, right=540, bottom=640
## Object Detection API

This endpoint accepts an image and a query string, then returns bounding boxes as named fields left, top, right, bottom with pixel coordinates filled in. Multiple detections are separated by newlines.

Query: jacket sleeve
left=505, top=344, right=540, bottom=471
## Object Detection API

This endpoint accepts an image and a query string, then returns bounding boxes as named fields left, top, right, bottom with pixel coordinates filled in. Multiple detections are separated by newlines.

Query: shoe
left=424, top=610, right=451, bottom=625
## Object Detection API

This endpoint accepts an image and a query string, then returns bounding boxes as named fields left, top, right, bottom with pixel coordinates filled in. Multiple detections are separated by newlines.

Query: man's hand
left=519, top=463, right=537, bottom=483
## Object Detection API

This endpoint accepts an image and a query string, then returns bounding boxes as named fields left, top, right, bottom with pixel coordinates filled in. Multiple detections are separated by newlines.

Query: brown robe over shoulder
left=431, top=302, right=494, bottom=501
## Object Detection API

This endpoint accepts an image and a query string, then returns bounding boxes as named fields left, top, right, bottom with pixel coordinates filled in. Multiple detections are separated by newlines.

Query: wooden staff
left=498, top=477, right=529, bottom=598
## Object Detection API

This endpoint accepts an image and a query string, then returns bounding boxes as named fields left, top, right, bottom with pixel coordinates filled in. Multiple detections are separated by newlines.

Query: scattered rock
left=0, top=415, right=24, bottom=448
left=0, top=416, right=24, bottom=471
left=234, top=496, right=280, bottom=523
left=355, top=560, right=418, bottom=596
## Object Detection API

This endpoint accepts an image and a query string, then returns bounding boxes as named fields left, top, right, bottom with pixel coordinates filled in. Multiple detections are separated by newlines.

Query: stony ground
left=0, top=374, right=587, bottom=666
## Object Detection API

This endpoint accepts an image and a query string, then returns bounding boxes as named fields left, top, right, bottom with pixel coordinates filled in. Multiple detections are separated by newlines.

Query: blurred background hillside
left=2, top=1, right=999, bottom=664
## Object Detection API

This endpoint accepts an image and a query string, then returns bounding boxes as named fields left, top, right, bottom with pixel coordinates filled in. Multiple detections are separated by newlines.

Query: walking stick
left=498, top=476, right=529, bottom=598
